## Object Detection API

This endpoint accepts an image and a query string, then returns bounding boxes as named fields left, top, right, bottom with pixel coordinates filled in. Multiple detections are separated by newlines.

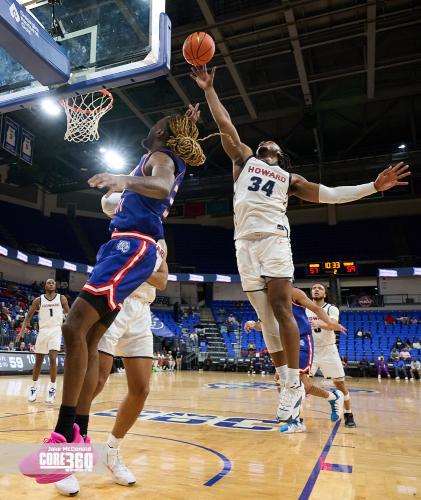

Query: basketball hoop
left=60, top=89, right=113, bottom=143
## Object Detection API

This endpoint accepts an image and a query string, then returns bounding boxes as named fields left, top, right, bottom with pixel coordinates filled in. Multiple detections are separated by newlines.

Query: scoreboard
left=306, top=261, right=358, bottom=276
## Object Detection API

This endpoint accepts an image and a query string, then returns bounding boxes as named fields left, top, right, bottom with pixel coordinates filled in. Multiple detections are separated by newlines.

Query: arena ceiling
left=2, top=0, right=421, bottom=200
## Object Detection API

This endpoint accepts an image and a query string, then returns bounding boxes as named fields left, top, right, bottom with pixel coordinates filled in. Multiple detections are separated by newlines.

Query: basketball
left=183, top=32, right=215, bottom=66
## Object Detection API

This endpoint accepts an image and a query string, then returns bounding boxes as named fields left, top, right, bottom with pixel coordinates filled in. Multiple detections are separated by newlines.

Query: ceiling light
left=104, top=150, right=125, bottom=171
left=40, top=98, right=62, bottom=116
left=398, top=144, right=406, bottom=150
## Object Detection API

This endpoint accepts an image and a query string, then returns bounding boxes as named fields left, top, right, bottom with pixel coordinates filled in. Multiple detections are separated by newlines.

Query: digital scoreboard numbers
left=306, top=261, right=358, bottom=276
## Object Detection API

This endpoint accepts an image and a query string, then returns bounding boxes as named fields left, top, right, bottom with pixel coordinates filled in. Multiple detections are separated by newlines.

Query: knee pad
left=246, top=291, right=283, bottom=353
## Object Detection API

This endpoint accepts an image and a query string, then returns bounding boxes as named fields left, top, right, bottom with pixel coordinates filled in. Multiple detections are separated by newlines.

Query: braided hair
left=166, top=115, right=219, bottom=167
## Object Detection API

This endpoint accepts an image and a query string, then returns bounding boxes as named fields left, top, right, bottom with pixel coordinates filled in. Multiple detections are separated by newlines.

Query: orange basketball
left=183, top=32, right=215, bottom=67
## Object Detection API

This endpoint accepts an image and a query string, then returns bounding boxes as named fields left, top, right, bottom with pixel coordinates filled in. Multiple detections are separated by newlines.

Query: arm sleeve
left=318, top=182, right=377, bottom=204
left=101, top=193, right=122, bottom=218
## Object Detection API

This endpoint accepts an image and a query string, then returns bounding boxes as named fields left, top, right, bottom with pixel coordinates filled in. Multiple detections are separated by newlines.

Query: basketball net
left=60, top=89, right=113, bottom=143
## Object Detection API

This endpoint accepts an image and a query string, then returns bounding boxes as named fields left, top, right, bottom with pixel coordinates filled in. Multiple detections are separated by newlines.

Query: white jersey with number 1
left=38, top=294, right=64, bottom=331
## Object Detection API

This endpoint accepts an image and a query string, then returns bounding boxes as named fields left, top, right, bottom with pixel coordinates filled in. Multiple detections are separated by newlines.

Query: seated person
left=390, top=347, right=400, bottom=362
left=410, top=359, right=421, bottom=380
left=376, top=356, right=391, bottom=379
left=393, top=359, right=408, bottom=380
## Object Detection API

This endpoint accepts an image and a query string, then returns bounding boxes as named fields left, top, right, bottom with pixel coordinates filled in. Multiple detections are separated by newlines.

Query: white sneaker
left=28, top=385, right=39, bottom=402
left=405, top=377, right=408, bottom=381
left=45, top=385, right=56, bottom=404
left=410, top=377, right=414, bottom=381
left=378, top=374, right=381, bottom=380
left=328, top=389, right=344, bottom=422
left=55, top=475, right=80, bottom=496
left=395, top=377, right=400, bottom=381
left=276, top=383, right=305, bottom=423
left=279, top=418, right=306, bottom=434
left=106, top=447, right=136, bottom=486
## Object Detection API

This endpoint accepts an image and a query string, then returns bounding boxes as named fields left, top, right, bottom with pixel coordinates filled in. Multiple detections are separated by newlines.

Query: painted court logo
left=10, top=3, right=20, bottom=22
left=207, top=382, right=378, bottom=394
left=116, top=240, right=130, bottom=254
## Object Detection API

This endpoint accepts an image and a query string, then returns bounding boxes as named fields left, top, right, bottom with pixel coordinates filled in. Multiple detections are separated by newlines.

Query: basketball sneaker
left=279, top=418, right=306, bottom=434
left=19, top=424, right=83, bottom=484
left=106, top=446, right=136, bottom=486
left=276, top=383, right=305, bottom=423
left=328, top=389, right=344, bottom=422
left=54, top=475, right=80, bottom=497
left=54, top=436, right=95, bottom=496
left=28, top=384, right=39, bottom=402
left=344, top=412, right=356, bottom=428
left=45, top=383, right=56, bottom=404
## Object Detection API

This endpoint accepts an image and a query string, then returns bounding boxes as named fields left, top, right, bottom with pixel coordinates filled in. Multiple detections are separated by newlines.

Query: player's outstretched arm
left=289, top=161, right=411, bottom=203
left=292, top=288, right=346, bottom=333
left=190, top=66, right=252, bottom=164
left=88, top=152, right=175, bottom=199
left=19, top=297, right=40, bottom=338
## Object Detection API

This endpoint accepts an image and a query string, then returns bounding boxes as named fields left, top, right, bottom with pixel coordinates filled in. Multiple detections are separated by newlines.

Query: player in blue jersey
left=20, top=105, right=214, bottom=485
left=245, top=287, right=347, bottom=433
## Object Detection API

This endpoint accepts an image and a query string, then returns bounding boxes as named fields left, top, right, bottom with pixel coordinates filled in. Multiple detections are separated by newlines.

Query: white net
left=61, top=90, right=113, bottom=143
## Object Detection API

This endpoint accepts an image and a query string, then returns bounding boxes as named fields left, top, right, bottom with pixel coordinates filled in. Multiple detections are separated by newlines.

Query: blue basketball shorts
left=299, top=334, right=314, bottom=374
left=82, top=230, right=157, bottom=311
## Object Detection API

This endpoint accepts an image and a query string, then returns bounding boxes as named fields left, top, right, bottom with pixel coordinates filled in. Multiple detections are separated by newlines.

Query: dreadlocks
left=166, top=115, right=219, bottom=167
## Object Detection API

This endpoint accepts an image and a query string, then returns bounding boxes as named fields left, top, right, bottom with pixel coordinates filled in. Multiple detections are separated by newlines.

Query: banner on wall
left=20, top=128, right=34, bottom=165
left=2, top=116, right=20, bottom=155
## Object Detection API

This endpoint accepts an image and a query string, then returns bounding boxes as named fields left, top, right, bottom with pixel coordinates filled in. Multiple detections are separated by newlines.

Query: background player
left=191, top=64, right=411, bottom=423
left=20, top=279, right=69, bottom=404
left=307, top=283, right=356, bottom=428
left=20, top=105, right=208, bottom=485
left=245, top=287, right=346, bottom=432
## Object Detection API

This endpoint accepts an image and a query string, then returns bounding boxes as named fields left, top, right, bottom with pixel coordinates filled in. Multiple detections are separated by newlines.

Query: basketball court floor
left=1, top=371, right=420, bottom=499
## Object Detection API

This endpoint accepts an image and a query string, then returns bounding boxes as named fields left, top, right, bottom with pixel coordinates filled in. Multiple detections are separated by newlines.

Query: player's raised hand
left=185, top=103, right=200, bottom=123
left=88, top=173, right=127, bottom=197
left=190, top=65, right=216, bottom=90
left=374, top=162, right=411, bottom=191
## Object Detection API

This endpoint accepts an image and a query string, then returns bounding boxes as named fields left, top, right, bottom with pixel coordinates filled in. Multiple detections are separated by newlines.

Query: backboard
left=0, top=0, right=170, bottom=112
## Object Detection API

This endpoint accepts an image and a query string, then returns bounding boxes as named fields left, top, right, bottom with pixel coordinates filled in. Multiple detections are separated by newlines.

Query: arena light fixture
left=398, top=144, right=406, bottom=149
left=40, top=98, right=62, bottom=116
left=103, top=150, right=125, bottom=171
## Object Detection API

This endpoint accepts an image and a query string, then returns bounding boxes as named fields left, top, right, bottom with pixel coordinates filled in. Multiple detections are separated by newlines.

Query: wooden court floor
left=0, top=371, right=420, bottom=499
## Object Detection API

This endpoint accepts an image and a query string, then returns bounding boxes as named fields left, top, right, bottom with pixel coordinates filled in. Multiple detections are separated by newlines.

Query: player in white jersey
left=306, top=283, right=356, bottom=428
left=55, top=196, right=168, bottom=496
left=191, top=65, right=410, bottom=422
left=20, top=279, right=69, bottom=404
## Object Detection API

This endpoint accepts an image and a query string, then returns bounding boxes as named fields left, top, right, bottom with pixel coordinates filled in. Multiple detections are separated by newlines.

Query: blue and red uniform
left=83, top=148, right=186, bottom=311
left=293, top=302, right=314, bottom=374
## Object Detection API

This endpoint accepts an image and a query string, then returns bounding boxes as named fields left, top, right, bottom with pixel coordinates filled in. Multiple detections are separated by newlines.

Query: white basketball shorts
left=310, top=344, right=345, bottom=380
left=98, top=297, right=153, bottom=358
left=235, top=234, right=294, bottom=292
left=34, top=327, right=62, bottom=354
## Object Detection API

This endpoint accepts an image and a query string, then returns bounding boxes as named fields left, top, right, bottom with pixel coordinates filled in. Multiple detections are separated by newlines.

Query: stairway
left=200, top=307, right=228, bottom=359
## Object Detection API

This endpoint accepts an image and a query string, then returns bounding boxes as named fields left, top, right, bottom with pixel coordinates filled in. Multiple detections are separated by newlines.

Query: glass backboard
left=0, top=0, right=170, bottom=112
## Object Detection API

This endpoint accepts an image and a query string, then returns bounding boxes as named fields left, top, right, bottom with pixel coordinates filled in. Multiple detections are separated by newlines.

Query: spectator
left=359, top=356, right=370, bottom=377
left=227, top=314, right=236, bottom=324
left=394, top=337, right=404, bottom=349
left=175, top=348, right=183, bottom=371
left=404, top=338, right=412, bottom=349
left=18, top=341, right=26, bottom=351
left=410, top=359, right=421, bottom=380
left=364, top=329, right=372, bottom=341
left=390, top=347, right=400, bottom=362
left=248, top=342, right=256, bottom=353
left=410, top=317, right=418, bottom=325
left=397, top=314, right=409, bottom=325
left=384, top=314, right=396, bottom=325
left=7, top=341, right=15, bottom=351
left=376, top=356, right=391, bottom=379
left=413, top=339, right=421, bottom=349
left=400, top=348, right=411, bottom=361
left=190, top=331, right=198, bottom=346
left=393, top=359, right=408, bottom=380
left=354, top=327, right=363, bottom=339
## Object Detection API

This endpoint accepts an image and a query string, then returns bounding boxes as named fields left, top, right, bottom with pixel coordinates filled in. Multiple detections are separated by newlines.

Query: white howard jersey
left=234, top=156, right=291, bottom=240
left=38, top=294, right=64, bottom=330
left=306, top=303, right=340, bottom=348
